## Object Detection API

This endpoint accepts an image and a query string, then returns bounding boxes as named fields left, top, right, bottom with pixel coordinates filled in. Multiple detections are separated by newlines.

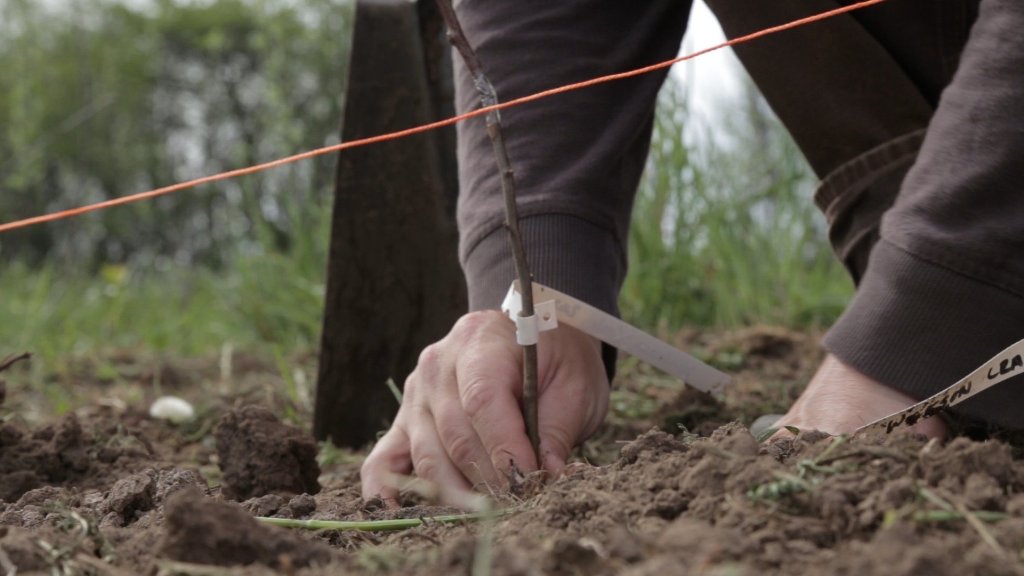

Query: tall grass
left=0, top=72, right=855, bottom=376
left=0, top=190, right=331, bottom=368
left=620, top=77, right=852, bottom=332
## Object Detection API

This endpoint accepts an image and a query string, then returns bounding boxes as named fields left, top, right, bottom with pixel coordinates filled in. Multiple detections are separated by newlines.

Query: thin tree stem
left=0, top=352, right=30, bottom=374
left=434, top=0, right=541, bottom=467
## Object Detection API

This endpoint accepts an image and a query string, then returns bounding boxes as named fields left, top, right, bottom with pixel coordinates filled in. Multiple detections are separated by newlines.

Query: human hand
left=360, top=310, right=609, bottom=504
left=773, top=353, right=947, bottom=438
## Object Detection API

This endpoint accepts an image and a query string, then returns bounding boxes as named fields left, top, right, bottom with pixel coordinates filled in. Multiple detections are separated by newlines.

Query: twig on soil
left=911, top=510, right=1008, bottom=523
left=0, top=352, right=30, bottom=374
left=156, top=560, right=238, bottom=576
left=433, top=0, right=541, bottom=466
left=815, top=445, right=911, bottom=466
left=257, top=509, right=512, bottom=532
left=917, top=486, right=955, bottom=512
left=748, top=437, right=854, bottom=504
left=952, top=500, right=1007, bottom=556
left=73, top=553, right=136, bottom=576
left=917, top=486, right=1007, bottom=555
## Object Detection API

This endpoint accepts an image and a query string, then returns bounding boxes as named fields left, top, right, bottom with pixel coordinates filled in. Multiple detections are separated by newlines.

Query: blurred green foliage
left=620, top=77, right=853, bottom=331
left=0, top=0, right=352, bottom=267
left=0, top=195, right=329, bottom=361
left=0, top=0, right=851, bottom=372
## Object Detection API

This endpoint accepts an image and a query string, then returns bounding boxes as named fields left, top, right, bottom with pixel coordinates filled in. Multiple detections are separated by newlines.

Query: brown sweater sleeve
left=451, top=0, right=692, bottom=382
left=452, top=3, right=691, bottom=312
left=452, top=0, right=1024, bottom=428
left=825, top=0, right=1024, bottom=428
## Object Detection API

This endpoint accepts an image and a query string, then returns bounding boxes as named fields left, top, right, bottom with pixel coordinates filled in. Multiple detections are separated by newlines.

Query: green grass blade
left=256, top=509, right=513, bottom=532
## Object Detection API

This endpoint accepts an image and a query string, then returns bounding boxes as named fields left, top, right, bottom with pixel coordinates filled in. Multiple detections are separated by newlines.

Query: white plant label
left=502, top=282, right=731, bottom=395
left=857, top=337, right=1024, bottom=434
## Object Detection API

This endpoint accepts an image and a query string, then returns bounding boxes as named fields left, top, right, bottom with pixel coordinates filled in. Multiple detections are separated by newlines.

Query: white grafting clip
left=500, top=281, right=732, bottom=396
left=501, top=282, right=558, bottom=346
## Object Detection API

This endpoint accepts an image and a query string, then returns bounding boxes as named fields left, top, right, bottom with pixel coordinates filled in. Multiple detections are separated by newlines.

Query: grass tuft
left=622, top=77, right=852, bottom=331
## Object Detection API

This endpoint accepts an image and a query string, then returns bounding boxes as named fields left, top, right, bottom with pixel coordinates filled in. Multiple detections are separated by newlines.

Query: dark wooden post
left=313, top=0, right=465, bottom=448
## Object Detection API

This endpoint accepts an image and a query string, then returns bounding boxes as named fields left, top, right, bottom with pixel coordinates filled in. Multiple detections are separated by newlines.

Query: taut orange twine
left=0, top=0, right=886, bottom=235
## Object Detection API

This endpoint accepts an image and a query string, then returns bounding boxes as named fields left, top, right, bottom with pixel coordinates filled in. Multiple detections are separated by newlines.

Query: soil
left=214, top=405, right=321, bottom=501
left=2, top=328, right=1024, bottom=575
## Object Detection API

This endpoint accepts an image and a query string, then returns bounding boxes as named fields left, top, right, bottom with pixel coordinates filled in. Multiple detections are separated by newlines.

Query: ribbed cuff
left=462, top=214, right=626, bottom=381
left=825, top=239, right=1024, bottom=428
left=462, top=214, right=625, bottom=312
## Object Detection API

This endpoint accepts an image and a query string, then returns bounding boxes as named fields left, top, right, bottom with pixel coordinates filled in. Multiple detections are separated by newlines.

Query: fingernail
left=502, top=459, right=527, bottom=486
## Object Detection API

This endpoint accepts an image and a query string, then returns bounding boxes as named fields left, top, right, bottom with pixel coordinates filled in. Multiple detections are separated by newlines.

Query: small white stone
left=149, top=396, right=195, bottom=423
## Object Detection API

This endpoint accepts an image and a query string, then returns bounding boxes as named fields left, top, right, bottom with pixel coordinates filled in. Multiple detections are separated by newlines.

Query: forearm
left=826, top=0, right=1024, bottom=427
left=452, top=0, right=689, bottom=314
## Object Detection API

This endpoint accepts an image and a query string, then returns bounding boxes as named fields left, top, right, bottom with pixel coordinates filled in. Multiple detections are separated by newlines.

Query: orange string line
left=0, top=0, right=885, bottom=235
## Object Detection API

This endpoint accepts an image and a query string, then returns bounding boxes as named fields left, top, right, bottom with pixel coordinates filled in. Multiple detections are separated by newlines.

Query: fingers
left=362, top=310, right=613, bottom=507
left=455, top=339, right=540, bottom=477
left=361, top=401, right=478, bottom=505
left=536, top=326, right=609, bottom=476
left=432, top=398, right=501, bottom=487
left=415, top=335, right=502, bottom=487
left=360, top=423, right=413, bottom=502
left=535, top=379, right=589, bottom=476
left=406, top=404, right=474, bottom=493
left=363, top=321, right=501, bottom=503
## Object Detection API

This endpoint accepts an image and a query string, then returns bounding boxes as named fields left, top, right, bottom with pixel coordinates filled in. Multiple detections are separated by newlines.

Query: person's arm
left=361, top=0, right=692, bottom=502
left=825, top=0, right=1024, bottom=428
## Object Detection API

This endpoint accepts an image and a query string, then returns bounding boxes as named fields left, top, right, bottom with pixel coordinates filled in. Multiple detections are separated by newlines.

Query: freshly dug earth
left=161, top=487, right=333, bottom=569
left=2, top=328, right=1024, bottom=575
left=215, top=405, right=321, bottom=501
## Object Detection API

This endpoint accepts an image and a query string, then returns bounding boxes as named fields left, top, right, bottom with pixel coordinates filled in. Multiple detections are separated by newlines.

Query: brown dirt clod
left=214, top=405, right=321, bottom=501
left=105, top=470, right=156, bottom=524
left=159, top=488, right=333, bottom=569
left=0, top=414, right=94, bottom=503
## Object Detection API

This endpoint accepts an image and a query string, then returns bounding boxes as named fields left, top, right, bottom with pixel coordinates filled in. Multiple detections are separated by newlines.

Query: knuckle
left=438, top=422, right=476, bottom=466
left=407, top=402, right=432, bottom=422
left=416, top=343, right=443, bottom=371
left=460, top=376, right=498, bottom=418
left=411, top=452, right=441, bottom=481
left=401, top=374, right=418, bottom=399
left=405, top=368, right=435, bottom=404
left=401, top=373, right=424, bottom=404
left=411, top=344, right=448, bottom=398
left=453, top=310, right=508, bottom=339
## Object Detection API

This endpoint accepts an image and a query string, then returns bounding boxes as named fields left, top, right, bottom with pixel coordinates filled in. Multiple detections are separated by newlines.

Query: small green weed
left=747, top=435, right=848, bottom=505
